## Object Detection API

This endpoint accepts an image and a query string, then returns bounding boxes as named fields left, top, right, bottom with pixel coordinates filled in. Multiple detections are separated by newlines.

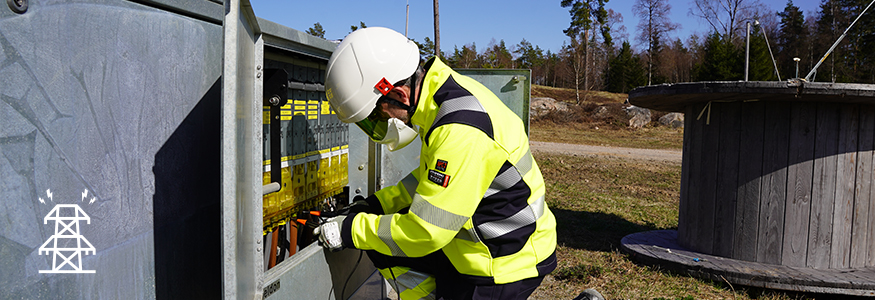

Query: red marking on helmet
left=375, top=77, right=394, bottom=96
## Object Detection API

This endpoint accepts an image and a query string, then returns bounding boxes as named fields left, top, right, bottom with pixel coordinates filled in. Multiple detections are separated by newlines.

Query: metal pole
left=434, top=0, right=440, bottom=58
left=745, top=22, right=750, bottom=81
left=405, top=1, right=409, bottom=37
left=761, top=26, right=781, bottom=81
left=794, top=57, right=801, bottom=78
left=804, top=0, right=875, bottom=81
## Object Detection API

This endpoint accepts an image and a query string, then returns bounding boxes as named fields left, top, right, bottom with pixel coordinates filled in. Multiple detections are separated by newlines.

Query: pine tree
left=605, top=41, right=646, bottom=93
left=749, top=26, right=779, bottom=81
left=693, top=32, right=743, bottom=81
left=776, top=0, right=807, bottom=79
left=306, top=22, right=325, bottom=38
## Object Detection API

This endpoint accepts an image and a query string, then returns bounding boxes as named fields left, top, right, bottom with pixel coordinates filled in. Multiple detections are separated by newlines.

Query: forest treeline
left=308, top=0, right=875, bottom=98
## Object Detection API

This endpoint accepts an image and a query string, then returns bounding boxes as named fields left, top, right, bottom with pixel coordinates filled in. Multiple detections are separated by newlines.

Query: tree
left=776, top=0, right=807, bottom=78
left=689, top=0, right=767, bottom=42
left=482, top=39, right=514, bottom=68
left=748, top=26, right=779, bottom=81
left=812, top=0, right=843, bottom=82
left=349, top=21, right=367, bottom=33
left=693, top=32, right=743, bottom=81
left=306, top=22, right=325, bottom=38
left=514, top=39, right=546, bottom=84
left=633, top=0, right=678, bottom=85
left=447, top=43, right=479, bottom=68
left=659, top=38, right=694, bottom=83
left=413, top=37, right=438, bottom=60
left=561, top=0, right=612, bottom=101
left=605, top=41, right=647, bottom=93
left=562, top=35, right=587, bottom=103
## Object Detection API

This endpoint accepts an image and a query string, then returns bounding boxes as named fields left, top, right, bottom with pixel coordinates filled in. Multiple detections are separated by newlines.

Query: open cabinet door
left=222, top=1, right=264, bottom=299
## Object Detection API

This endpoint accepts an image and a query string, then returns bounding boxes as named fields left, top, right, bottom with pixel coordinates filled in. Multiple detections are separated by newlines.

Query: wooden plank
left=851, top=105, right=874, bottom=268
left=677, top=105, right=695, bottom=249
left=832, top=104, right=859, bottom=269
left=713, top=102, right=742, bottom=257
left=682, top=103, right=706, bottom=252
left=757, top=102, right=790, bottom=264
left=808, top=103, right=840, bottom=269
left=870, top=110, right=875, bottom=268
left=622, top=231, right=875, bottom=295
left=697, top=101, right=721, bottom=254
left=734, top=101, right=765, bottom=262
left=782, top=102, right=816, bottom=267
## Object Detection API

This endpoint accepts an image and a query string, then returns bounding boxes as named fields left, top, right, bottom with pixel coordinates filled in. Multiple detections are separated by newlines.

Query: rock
left=531, top=97, right=568, bottom=118
left=658, top=112, right=684, bottom=128
left=592, top=105, right=610, bottom=119
left=624, top=105, right=651, bottom=128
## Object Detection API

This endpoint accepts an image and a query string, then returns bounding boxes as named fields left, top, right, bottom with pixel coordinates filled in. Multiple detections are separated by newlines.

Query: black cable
left=341, top=250, right=363, bottom=299
left=328, top=249, right=363, bottom=300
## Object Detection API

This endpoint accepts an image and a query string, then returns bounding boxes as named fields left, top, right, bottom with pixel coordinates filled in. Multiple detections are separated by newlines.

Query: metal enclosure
left=0, top=0, right=379, bottom=299
left=0, top=0, right=226, bottom=298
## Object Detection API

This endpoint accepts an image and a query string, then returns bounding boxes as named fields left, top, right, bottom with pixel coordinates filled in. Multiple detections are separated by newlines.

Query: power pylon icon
left=38, top=204, right=96, bottom=273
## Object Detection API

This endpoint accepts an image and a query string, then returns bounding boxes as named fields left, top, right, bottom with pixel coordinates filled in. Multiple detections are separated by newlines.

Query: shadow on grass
left=552, top=208, right=667, bottom=252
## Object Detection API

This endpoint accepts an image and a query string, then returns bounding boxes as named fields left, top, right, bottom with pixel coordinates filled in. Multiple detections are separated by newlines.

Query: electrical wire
left=326, top=249, right=364, bottom=300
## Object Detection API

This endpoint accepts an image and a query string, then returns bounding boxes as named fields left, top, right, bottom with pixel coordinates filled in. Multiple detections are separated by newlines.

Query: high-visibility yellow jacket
left=341, top=57, right=556, bottom=285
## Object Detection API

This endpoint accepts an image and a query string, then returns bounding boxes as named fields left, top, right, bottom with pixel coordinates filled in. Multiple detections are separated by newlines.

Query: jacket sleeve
left=342, top=125, right=505, bottom=257
left=365, top=168, right=420, bottom=214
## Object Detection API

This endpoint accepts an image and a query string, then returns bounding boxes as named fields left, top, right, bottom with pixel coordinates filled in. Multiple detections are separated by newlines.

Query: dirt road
left=529, top=141, right=682, bottom=163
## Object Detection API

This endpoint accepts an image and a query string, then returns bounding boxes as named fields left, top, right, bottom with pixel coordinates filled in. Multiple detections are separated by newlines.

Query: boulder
left=624, top=105, right=651, bottom=128
left=531, top=97, right=568, bottom=118
left=592, top=105, right=610, bottom=119
left=658, top=112, right=684, bottom=128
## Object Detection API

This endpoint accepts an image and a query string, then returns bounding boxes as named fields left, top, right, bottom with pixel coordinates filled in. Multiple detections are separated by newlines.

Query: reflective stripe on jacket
left=342, top=57, right=557, bottom=284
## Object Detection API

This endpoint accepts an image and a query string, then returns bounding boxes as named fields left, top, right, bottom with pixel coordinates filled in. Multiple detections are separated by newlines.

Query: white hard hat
left=325, top=27, right=420, bottom=150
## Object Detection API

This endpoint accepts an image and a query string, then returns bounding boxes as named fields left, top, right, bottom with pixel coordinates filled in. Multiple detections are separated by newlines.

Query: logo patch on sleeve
left=435, top=159, right=448, bottom=172
left=428, top=169, right=451, bottom=187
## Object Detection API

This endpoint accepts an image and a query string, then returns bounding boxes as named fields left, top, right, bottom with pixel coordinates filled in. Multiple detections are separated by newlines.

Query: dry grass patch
left=529, top=152, right=814, bottom=300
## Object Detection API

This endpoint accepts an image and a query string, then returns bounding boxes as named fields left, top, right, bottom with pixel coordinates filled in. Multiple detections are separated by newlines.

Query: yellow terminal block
left=262, top=171, right=271, bottom=217
left=293, top=163, right=306, bottom=205
left=319, top=151, right=330, bottom=195
left=340, top=150, right=349, bottom=187
left=281, top=166, right=292, bottom=211
left=306, top=159, right=319, bottom=199
left=263, top=171, right=278, bottom=220
left=330, top=153, right=340, bottom=192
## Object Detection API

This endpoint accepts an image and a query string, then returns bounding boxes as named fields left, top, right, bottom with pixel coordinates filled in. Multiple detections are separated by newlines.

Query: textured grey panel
left=263, top=244, right=381, bottom=300
left=0, top=0, right=223, bottom=299
left=456, top=69, right=532, bottom=134
left=221, top=0, right=263, bottom=299
left=128, top=0, right=224, bottom=24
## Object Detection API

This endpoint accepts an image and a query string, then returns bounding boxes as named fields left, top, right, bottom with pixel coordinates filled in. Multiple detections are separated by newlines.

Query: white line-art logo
left=37, top=189, right=97, bottom=274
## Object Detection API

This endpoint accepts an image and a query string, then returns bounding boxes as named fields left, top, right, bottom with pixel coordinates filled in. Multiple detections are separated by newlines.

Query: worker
left=315, top=27, right=557, bottom=300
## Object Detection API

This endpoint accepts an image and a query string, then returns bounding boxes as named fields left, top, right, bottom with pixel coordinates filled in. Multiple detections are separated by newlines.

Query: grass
left=530, top=152, right=808, bottom=300
left=530, top=122, right=684, bottom=150
left=529, top=85, right=684, bottom=150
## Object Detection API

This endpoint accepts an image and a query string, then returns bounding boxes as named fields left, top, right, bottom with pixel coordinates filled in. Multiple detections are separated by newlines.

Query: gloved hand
left=313, top=215, right=346, bottom=252
left=344, top=199, right=372, bottom=214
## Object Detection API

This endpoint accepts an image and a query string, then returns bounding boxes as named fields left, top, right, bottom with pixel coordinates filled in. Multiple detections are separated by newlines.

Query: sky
left=251, top=0, right=824, bottom=55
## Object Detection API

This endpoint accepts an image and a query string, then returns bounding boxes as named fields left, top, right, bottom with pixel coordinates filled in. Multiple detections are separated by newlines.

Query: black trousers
left=366, top=250, right=545, bottom=300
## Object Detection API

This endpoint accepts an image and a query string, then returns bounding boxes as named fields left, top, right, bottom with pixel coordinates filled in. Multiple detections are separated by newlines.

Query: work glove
left=344, top=199, right=373, bottom=214
left=313, top=215, right=346, bottom=252
left=343, top=194, right=384, bottom=215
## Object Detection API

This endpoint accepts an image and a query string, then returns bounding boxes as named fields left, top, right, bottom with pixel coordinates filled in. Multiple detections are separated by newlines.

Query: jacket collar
left=411, top=57, right=452, bottom=135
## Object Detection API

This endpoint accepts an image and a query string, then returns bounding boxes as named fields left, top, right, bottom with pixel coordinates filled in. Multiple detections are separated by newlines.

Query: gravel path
left=529, top=141, right=682, bottom=163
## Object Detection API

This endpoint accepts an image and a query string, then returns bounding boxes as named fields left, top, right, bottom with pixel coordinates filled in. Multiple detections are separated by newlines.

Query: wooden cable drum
left=623, top=81, right=875, bottom=296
